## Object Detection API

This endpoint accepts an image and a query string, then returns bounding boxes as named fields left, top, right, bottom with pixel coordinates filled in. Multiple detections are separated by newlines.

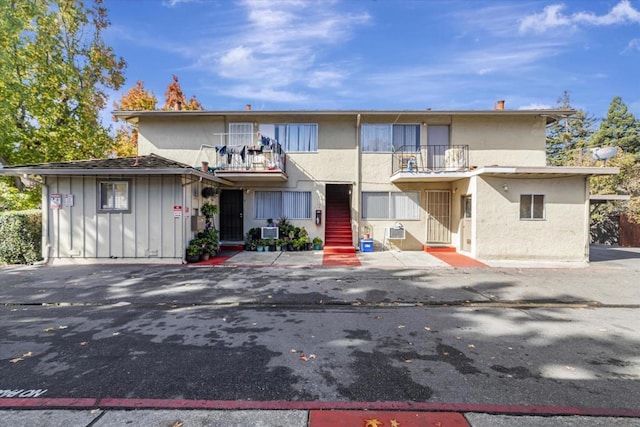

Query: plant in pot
left=186, top=241, right=202, bottom=263
left=201, top=202, right=218, bottom=218
left=274, top=239, right=282, bottom=251
left=256, top=239, right=265, bottom=252
left=312, top=237, right=323, bottom=250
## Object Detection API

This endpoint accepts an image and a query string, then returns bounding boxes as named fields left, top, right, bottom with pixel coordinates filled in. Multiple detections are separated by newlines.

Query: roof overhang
left=590, top=194, right=631, bottom=204
left=113, top=108, right=575, bottom=125
left=0, top=166, right=233, bottom=186
left=390, top=166, right=620, bottom=184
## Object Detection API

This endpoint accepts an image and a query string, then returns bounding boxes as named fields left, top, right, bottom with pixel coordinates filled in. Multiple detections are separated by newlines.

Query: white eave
left=473, top=166, right=621, bottom=178
left=390, top=166, right=620, bottom=183
left=0, top=167, right=233, bottom=186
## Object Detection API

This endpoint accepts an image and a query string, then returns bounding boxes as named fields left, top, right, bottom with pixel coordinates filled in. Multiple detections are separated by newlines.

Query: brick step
left=323, top=245, right=356, bottom=254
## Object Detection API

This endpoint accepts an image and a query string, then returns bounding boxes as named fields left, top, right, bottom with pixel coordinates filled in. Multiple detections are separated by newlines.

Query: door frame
left=425, top=190, right=451, bottom=244
left=219, top=189, right=244, bottom=241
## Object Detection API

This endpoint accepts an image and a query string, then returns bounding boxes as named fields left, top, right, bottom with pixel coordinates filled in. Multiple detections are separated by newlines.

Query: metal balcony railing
left=392, top=145, right=469, bottom=175
left=199, top=133, right=287, bottom=174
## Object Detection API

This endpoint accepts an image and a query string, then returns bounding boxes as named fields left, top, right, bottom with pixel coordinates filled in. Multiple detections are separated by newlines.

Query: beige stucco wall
left=474, top=175, right=589, bottom=261
left=452, top=116, right=547, bottom=167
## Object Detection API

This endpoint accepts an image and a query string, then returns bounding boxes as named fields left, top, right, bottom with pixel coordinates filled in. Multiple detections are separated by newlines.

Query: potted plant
left=201, top=202, right=218, bottom=218
left=186, top=241, right=202, bottom=263
left=256, top=239, right=265, bottom=252
left=312, top=237, right=323, bottom=250
left=274, top=239, right=282, bottom=251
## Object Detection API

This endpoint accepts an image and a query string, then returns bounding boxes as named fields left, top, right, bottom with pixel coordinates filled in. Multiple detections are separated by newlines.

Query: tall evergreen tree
left=591, top=96, right=640, bottom=154
left=546, top=91, right=596, bottom=166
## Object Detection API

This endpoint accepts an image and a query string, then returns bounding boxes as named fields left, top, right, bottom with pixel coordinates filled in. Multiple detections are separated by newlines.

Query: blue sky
left=104, top=0, right=640, bottom=123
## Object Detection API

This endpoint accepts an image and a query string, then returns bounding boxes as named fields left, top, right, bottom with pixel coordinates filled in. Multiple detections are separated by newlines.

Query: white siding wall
left=45, top=175, right=187, bottom=261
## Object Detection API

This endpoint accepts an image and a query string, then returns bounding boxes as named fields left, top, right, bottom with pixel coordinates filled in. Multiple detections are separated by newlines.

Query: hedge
left=0, top=210, right=42, bottom=265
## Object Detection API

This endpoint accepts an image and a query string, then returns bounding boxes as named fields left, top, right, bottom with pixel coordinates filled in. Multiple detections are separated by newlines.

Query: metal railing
left=391, top=145, right=469, bottom=175
left=200, top=134, right=287, bottom=173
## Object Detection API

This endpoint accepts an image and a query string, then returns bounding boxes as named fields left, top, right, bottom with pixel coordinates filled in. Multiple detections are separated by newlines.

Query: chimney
left=246, top=104, right=252, bottom=111
left=495, top=100, right=505, bottom=110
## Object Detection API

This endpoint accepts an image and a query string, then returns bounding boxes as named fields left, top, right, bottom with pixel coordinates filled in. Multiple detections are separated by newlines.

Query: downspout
left=584, top=176, right=591, bottom=262
left=355, top=113, right=361, bottom=247
left=41, top=179, right=51, bottom=265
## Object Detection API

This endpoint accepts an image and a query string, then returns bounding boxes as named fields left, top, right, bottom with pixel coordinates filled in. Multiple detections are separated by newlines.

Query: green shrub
left=0, top=210, right=42, bottom=264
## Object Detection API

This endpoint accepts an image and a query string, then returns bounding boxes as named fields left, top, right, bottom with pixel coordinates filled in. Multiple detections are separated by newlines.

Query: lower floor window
left=362, top=191, right=420, bottom=219
left=255, top=191, right=311, bottom=219
left=520, top=194, right=545, bottom=219
left=99, top=181, right=130, bottom=212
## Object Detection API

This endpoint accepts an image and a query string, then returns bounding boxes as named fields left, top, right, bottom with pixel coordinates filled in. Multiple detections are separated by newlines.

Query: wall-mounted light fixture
left=502, top=183, right=509, bottom=191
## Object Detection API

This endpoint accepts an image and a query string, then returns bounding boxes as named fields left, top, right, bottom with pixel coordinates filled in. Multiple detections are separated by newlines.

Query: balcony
left=391, top=144, right=469, bottom=183
left=197, top=133, right=287, bottom=183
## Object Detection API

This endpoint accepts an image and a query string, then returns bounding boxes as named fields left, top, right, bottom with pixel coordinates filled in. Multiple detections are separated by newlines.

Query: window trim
left=361, top=191, right=421, bottom=220
left=519, top=194, right=545, bottom=220
left=97, top=179, right=131, bottom=213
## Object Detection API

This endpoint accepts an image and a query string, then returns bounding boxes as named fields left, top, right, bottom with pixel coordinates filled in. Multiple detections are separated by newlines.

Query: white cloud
left=518, top=103, right=553, bottom=110
left=573, top=0, right=640, bottom=25
left=219, top=85, right=308, bottom=103
left=519, top=0, right=640, bottom=34
left=624, top=38, right=640, bottom=52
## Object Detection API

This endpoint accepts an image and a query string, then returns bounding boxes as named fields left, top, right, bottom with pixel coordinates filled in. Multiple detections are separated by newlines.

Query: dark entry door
left=220, top=190, right=243, bottom=241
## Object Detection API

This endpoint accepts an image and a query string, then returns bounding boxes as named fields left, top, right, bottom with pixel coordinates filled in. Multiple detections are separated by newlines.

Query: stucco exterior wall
left=452, top=116, right=547, bottom=167
left=474, top=175, right=589, bottom=261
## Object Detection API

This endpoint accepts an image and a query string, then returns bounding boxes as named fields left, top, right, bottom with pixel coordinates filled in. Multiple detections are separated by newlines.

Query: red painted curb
left=310, top=410, right=469, bottom=426
left=1, top=398, right=639, bottom=419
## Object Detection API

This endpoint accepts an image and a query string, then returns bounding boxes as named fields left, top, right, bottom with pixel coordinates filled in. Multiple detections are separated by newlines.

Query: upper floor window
left=259, top=123, right=317, bottom=152
left=362, top=124, right=420, bottom=152
left=98, top=180, right=130, bottom=213
left=229, top=122, right=254, bottom=146
left=520, top=194, right=545, bottom=220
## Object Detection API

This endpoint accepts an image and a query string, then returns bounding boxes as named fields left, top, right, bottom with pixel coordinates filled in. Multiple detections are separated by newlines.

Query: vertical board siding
left=49, top=175, right=184, bottom=261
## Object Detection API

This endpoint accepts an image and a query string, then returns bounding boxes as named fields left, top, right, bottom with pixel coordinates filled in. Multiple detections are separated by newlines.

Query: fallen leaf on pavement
left=299, top=354, right=308, bottom=361
left=308, top=354, right=317, bottom=359
left=404, top=359, right=412, bottom=363
left=290, top=349, right=297, bottom=353
left=22, top=352, right=33, bottom=357
left=80, top=342, right=88, bottom=346
left=112, top=332, right=120, bottom=336
left=468, top=344, right=476, bottom=349
left=170, top=421, right=183, bottom=427
left=424, top=326, right=431, bottom=331
left=43, top=327, right=55, bottom=332
left=58, top=326, right=68, bottom=330
left=9, top=357, right=24, bottom=364
left=397, top=325, right=406, bottom=329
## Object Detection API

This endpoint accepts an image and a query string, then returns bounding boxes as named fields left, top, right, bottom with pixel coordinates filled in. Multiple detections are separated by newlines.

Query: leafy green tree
left=0, top=0, right=125, bottom=166
left=546, top=91, right=596, bottom=165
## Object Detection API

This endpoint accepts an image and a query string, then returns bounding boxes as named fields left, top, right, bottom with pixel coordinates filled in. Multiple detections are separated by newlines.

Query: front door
left=461, top=195, right=472, bottom=252
left=426, top=190, right=451, bottom=243
left=220, top=190, right=243, bottom=241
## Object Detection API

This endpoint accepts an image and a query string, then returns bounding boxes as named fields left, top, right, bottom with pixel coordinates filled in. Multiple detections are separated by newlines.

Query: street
left=1, top=254, right=639, bottom=415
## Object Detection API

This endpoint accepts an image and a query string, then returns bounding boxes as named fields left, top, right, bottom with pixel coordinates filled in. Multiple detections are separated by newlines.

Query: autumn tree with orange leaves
left=112, top=81, right=157, bottom=157
left=163, top=75, right=203, bottom=111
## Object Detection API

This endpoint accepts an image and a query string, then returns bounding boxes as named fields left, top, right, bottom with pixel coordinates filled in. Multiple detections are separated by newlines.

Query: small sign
left=173, top=205, right=182, bottom=218
left=50, top=194, right=62, bottom=210
left=64, top=194, right=74, bottom=207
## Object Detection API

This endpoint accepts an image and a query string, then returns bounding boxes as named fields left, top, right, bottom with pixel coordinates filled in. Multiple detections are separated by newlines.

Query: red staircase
left=324, top=185, right=354, bottom=253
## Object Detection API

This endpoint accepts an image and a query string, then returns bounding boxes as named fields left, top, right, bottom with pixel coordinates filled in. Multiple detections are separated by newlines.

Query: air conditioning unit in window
left=261, top=227, right=279, bottom=239
left=385, top=227, right=406, bottom=240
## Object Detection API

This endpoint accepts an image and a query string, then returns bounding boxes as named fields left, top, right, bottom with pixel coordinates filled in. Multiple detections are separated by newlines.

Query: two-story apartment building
left=1, top=104, right=618, bottom=264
